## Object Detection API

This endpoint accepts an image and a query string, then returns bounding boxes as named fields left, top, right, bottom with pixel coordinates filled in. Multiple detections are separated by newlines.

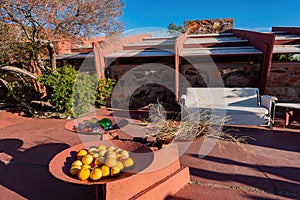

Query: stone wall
left=107, top=64, right=178, bottom=111
left=107, top=62, right=261, bottom=110
left=266, top=62, right=300, bottom=103
left=179, top=63, right=260, bottom=94
left=184, top=18, right=234, bottom=34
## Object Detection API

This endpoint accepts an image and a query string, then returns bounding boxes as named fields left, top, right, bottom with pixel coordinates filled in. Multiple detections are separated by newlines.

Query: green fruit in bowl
left=99, top=118, right=113, bottom=130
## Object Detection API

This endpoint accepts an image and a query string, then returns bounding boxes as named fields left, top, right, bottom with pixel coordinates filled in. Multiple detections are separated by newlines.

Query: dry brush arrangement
left=144, top=103, right=251, bottom=146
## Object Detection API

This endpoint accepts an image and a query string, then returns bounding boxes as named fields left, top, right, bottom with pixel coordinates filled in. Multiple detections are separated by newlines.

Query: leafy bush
left=38, top=65, right=116, bottom=117
left=72, top=71, right=98, bottom=117
left=95, top=78, right=116, bottom=106
left=38, top=65, right=77, bottom=116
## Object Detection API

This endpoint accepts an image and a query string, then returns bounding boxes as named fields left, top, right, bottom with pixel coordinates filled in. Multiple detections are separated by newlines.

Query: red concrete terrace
left=0, top=108, right=299, bottom=200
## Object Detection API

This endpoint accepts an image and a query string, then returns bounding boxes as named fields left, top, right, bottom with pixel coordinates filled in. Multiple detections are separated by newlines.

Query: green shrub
left=38, top=65, right=116, bottom=117
left=72, top=71, right=98, bottom=117
left=95, top=78, right=116, bottom=106
left=38, top=65, right=77, bottom=116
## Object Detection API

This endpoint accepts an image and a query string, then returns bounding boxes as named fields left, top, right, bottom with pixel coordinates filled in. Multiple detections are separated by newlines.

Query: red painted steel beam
left=93, top=33, right=151, bottom=78
left=183, top=41, right=249, bottom=48
left=274, top=39, right=300, bottom=45
left=174, top=32, right=188, bottom=101
left=231, top=29, right=275, bottom=94
left=272, top=27, right=300, bottom=35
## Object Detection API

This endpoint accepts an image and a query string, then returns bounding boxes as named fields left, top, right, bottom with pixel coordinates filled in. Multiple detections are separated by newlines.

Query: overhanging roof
left=180, top=46, right=262, bottom=57
left=105, top=49, right=174, bottom=58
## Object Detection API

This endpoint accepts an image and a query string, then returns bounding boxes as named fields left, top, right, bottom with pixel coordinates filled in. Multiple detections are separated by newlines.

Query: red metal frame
left=174, top=32, right=188, bottom=101
left=93, top=33, right=151, bottom=78
left=231, top=29, right=275, bottom=94
left=272, top=27, right=300, bottom=35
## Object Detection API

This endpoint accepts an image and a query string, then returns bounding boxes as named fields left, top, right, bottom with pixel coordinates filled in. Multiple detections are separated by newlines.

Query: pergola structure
left=93, top=29, right=278, bottom=103
left=54, top=27, right=300, bottom=107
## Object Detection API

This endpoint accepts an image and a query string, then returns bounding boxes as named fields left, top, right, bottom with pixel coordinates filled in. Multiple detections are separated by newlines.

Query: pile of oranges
left=69, top=144, right=134, bottom=181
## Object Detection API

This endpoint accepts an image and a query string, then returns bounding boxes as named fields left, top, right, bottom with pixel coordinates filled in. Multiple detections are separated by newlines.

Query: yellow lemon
left=88, top=146, right=98, bottom=154
left=77, top=149, right=88, bottom=159
left=116, top=161, right=124, bottom=170
left=105, top=151, right=116, bottom=159
left=105, top=157, right=116, bottom=168
left=98, top=149, right=107, bottom=157
left=110, top=166, right=120, bottom=177
left=94, top=156, right=105, bottom=166
left=69, top=165, right=81, bottom=176
left=116, top=153, right=122, bottom=159
left=81, top=164, right=92, bottom=169
left=119, top=156, right=128, bottom=161
left=100, top=165, right=110, bottom=178
left=115, top=148, right=122, bottom=153
left=77, top=167, right=90, bottom=181
left=107, top=146, right=116, bottom=151
left=123, top=157, right=134, bottom=168
left=97, top=144, right=106, bottom=151
left=91, top=152, right=99, bottom=159
left=71, top=160, right=83, bottom=167
left=120, top=150, right=129, bottom=158
left=90, top=167, right=102, bottom=181
left=81, top=154, right=94, bottom=165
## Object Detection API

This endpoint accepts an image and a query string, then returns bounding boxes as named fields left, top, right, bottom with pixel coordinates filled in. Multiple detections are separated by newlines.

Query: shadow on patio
left=0, top=139, right=96, bottom=199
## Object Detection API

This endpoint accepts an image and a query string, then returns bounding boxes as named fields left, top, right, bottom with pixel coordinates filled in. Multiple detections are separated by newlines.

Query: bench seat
left=180, top=87, right=277, bottom=126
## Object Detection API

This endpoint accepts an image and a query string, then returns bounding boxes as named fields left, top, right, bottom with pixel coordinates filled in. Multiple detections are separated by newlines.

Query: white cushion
left=186, top=87, right=259, bottom=107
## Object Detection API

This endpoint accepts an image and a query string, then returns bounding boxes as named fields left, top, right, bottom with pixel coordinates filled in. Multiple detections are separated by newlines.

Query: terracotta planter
left=49, top=140, right=190, bottom=200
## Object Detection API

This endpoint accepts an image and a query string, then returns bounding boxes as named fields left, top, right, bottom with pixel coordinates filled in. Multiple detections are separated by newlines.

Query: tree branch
left=0, top=65, right=37, bottom=79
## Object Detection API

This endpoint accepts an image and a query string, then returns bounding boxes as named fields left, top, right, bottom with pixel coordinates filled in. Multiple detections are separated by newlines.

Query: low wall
left=266, top=62, right=300, bottom=103
left=107, top=62, right=261, bottom=110
left=179, top=63, right=260, bottom=94
left=107, top=64, right=178, bottom=111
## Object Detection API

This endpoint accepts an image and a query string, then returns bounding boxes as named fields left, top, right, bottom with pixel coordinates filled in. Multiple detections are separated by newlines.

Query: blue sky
left=121, top=0, right=300, bottom=32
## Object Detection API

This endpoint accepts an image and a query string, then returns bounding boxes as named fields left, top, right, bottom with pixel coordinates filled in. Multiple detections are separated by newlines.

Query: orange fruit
left=105, top=157, right=116, bottom=168
left=100, top=165, right=110, bottom=178
left=107, top=146, right=116, bottom=151
left=77, top=149, right=88, bottom=159
left=69, top=165, right=81, bottom=176
left=81, top=154, right=94, bottom=165
left=105, top=151, right=116, bottom=159
left=71, top=160, right=83, bottom=167
left=110, top=166, right=120, bottom=177
left=98, top=149, right=107, bottom=157
left=91, top=152, right=99, bottom=159
left=77, top=167, right=90, bottom=181
left=88, top=146, right=98, bottom=154
left=120, top=150, right=129, bottom=158
left=116, top=161, right=124, bottom=170
left=94, top=156, right=105, bottom=166
left=123, top=157, right=134, bottom=168
left=119, top=156, right=128, bottom=161
left=97, top=144, right=106, bottom=151
left=115, top=148, right=122, bottom=153
left=90, top=167, right=102, bottom=181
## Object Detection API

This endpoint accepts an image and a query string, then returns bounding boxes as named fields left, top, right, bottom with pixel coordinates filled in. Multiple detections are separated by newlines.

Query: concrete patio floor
left=0, top=109, right=299, bottom=200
